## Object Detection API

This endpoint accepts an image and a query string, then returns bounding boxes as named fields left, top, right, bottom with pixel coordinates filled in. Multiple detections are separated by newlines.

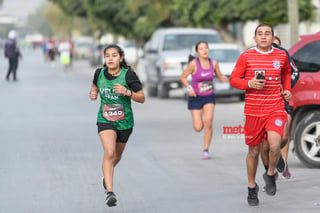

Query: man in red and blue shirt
left=230, top=23, right=292, bottom=206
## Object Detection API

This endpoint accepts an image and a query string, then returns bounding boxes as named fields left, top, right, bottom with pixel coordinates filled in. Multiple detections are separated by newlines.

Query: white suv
left=144, top=28, right=222, bottom=98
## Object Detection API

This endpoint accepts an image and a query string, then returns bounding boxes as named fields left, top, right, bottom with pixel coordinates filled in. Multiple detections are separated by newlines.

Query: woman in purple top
left=180, top=41, right=228, bottom=159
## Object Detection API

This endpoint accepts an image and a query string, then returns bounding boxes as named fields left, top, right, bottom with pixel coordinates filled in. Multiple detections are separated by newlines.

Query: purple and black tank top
left=191, top=58, right=215, bottom=96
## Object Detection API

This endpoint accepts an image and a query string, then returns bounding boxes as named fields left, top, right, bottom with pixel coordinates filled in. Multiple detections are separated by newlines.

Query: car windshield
left=163, top=34, right=221, bottom=51
left=292, top=41, right=320, bottom=73
left=209, top=49, right=240, bottom=63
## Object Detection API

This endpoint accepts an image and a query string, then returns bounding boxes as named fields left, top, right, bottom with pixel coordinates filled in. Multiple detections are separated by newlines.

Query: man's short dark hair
left=255, top=23, right=274, bottom=36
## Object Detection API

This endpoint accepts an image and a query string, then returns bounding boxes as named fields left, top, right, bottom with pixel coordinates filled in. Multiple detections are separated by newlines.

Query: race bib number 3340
left=103, top=104, right=125, bottom=121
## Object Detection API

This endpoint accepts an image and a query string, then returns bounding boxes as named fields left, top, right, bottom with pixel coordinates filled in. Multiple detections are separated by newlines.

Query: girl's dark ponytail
left=188, top=54, right=195, bottom=63
left=120, top=59, right=132, bottom=71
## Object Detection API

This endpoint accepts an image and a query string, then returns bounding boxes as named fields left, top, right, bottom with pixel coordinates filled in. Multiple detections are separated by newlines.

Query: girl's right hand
left=89, top=90, right=98, bottom=100
left=187, top=88, right=196, bottom=97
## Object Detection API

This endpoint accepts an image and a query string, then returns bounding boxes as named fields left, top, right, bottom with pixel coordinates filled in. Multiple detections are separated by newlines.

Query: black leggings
left=6, top=57, right=18, bottom=80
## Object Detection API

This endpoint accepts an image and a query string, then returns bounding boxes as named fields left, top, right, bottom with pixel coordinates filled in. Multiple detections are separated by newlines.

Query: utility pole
left=287, top=0, right=299, bottom=47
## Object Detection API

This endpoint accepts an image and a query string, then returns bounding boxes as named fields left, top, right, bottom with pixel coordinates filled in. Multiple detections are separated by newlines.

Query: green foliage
left=49, top=0, right=315, bottom=40
left=213, top=0, right=315, bottom=26
left=27, top=9, right=52, bottom=37
left=49, top=0, right=87, bottom=16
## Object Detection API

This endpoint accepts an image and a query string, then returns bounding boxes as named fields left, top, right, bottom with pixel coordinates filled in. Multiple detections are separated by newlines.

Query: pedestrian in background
left=89, top=44, right=145, bottom=207
left=68, top=38, right=74, bottom=66
left=42, top=41, right=48, bottom=61
left=180, top=41, right=228, bottom=159
left=58, top=38, right=72, bottom=71
left=46, top=37, right=56, bottom=67
left=230, top=23, right=292, bottom=206
left=4, top=30, right=21, bottom=81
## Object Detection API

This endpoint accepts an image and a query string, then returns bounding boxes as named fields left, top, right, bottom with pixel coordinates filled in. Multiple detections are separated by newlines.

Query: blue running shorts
left=188, top=94, right=216, bottom=110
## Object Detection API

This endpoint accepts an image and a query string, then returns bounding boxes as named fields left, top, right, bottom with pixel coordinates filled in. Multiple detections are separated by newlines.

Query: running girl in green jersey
left=89, top=44, right=145, bottom=207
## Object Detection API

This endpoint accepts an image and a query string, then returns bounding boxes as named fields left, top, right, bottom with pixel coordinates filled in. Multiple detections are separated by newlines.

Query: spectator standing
left=42, top=41, right=48, bottom=61
left=4, top=30, right=21, bottom=81
left=46, top=37, right=56, bottom=67
left=58, top=38, right=72, bottom=70
left=68, top=38, right=74, bottom=66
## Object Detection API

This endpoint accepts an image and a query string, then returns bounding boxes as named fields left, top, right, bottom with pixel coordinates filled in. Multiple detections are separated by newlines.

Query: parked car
left=73, top=36, right=94, bottom=60
left=288, top=31, right=320, bottom=168
left=89, top=44, right=105, bottom=67
left=187, top=43, right=245, bottom=100
left=117, top=40, right=142, bottom=65
left=144, top=27, right=222, bottom=98
left=74, top=42, right=94, bottom=59
left=135, top=56, right=147, bottom=86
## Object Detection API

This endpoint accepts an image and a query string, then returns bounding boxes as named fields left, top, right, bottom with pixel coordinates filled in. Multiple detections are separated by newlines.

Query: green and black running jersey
left=96, top=67, right=133, bottom=130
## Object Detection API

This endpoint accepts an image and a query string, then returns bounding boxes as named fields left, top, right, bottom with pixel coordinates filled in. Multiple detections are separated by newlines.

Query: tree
left=48, top=0, right=316, bottom=41
left=212, top=0, right=315, bottom=26
left=171, top=0, right=315, bottom=31
left=48, top=0, right=87, bottom=17
left=26, top=9, right=52, bottom=37
left=24, top=2, right=93, bottom=38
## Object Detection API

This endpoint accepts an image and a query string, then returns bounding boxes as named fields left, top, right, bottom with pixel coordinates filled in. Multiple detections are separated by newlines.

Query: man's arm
left=282, top=56, right=291, bottom=92
left=281, top=55, right=292, bottom=102
left=230, top=54, right=250, bottom=90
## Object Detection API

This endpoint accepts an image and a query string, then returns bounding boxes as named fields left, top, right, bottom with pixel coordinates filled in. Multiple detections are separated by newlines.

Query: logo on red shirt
left=273, top=61, right=280, bottom=69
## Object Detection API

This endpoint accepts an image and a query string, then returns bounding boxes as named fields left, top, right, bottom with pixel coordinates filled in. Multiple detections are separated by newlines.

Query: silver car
left=188, top=43, right=245, bottom=100
left=144, top=28, right=222, bottom=98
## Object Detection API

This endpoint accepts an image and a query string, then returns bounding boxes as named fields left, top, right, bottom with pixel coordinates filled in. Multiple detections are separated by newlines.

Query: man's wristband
left=248, top=80, right=251, bottom=88
left=187, top=85, right=193, bottom=91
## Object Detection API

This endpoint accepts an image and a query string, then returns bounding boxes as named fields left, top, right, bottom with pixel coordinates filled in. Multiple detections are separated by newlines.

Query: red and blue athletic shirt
left=230, top=47, right=291, bottom=117
left=191, top=58, right=215, bottom=96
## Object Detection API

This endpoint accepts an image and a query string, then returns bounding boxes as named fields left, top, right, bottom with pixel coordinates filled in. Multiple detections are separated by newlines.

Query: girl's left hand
left=113, top=83, right=127, bottom=95
left=221, top=76, right=229, bottom=83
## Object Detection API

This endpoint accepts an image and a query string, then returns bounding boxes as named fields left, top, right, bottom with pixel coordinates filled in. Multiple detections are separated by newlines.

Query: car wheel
left=293, top=112, right=320, bottom=168
left=157, top=83, right=169, bottom=99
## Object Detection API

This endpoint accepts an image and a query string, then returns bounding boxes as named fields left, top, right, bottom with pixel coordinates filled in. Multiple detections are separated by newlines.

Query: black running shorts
left=97, top=122, right=133, bottom=143
left=284, top=101, right=293, bottom=116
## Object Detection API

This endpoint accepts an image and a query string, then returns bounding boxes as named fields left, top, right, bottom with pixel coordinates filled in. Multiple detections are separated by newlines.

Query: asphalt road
left=0, top=48, right=319, bottom=213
